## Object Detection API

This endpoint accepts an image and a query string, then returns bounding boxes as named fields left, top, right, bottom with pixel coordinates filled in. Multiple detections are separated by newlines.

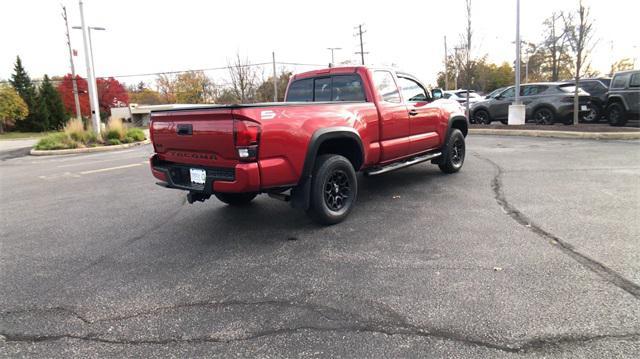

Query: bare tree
left=540, top=12, right=572, bottom=81
left=564, top=0, right=596, bottom=125
left=458, top=0, right=473, bottom=116
left=227, top=53, right=258, bottom=103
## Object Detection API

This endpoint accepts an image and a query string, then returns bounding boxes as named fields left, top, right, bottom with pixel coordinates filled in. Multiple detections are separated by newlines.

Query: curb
left=30, top=139, right=150, bottom=156
left=469, top=129, right=640, bottom=140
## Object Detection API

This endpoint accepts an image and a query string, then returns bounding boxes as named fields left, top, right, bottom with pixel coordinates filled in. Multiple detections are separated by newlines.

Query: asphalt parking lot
left=1, top=135, right=639, bottom=357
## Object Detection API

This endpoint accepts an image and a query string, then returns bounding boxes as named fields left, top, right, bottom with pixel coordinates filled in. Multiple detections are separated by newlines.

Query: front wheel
left=607, top=102, right=627, bottom=127
left=473, top=109, right=491, bottom=125
left=438, top=129, right=465, bottom=174
left=306, top=154, right=358, bottom=225
left=215, top=192, right=257, bottom=205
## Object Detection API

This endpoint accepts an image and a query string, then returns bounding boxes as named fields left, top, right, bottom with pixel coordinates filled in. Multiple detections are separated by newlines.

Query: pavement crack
left=3, top=328, right=639, bottom=354
left=475, top=153, right=640, bottom=299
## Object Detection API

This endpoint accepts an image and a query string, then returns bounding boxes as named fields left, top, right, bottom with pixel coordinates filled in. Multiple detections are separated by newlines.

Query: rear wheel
left=438, top=129, right=465, bottom=174
left=533, top=107, right=555, bottom=125
left=581, top=102, right=601, bottom=123
left=473, top=109, right=491, bottom=125
left=607, top=102, right=627, bottom=127
left=215, top=192, right=257, bottom=205
left=307, top=154, right=357, bottom=225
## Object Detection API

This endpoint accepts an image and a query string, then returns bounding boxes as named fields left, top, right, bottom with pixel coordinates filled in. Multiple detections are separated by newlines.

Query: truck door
left=397, top=76, right=441, bottom=154
left=372, top=70, right=411, bottom=162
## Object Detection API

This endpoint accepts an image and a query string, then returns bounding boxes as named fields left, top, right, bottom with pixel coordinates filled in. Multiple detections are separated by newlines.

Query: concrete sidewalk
left=0, top=138, right=39, bottom=152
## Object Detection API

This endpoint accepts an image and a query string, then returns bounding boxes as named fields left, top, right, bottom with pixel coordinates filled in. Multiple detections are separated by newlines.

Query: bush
left=105, top=129, right=122, bottom=141
left=35, top=133, right=78, bottom=150
left=106, top=138, right=121, bottom=146
left=105, top=118, right=126, bottom=140
left=125, top=128, right=146, bottom=142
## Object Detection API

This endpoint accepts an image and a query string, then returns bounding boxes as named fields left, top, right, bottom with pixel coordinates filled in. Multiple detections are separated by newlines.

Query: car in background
left=606, top=70, right=640, bottom=126
left=471, top=83, right=591, bottom=125
left=443, top=90, right=484, bottom=107
left=560, top=78, right=610, bottom=122
left=484, top=87, right=506, bottom=100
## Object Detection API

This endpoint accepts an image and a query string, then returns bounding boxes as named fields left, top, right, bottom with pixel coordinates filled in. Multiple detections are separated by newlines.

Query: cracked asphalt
left=1, top=135, right=639, bottom=358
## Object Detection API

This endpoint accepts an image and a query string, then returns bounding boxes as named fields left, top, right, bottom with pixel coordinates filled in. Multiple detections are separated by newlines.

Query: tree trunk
left=573, top=56, right=581, bottom=125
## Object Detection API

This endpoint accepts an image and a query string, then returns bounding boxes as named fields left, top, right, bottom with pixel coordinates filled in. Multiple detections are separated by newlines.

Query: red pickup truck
left=150, top=66, right=468, bottom=224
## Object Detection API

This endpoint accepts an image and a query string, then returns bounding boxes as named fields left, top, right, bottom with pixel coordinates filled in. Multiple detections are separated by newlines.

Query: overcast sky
left=1, top=0, right=639, bottom=88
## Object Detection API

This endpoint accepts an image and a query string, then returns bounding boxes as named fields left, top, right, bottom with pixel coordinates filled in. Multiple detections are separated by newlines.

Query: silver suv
left=606, top=70, right=640, bottom=126
left=471, top=83, right=591, bottom=125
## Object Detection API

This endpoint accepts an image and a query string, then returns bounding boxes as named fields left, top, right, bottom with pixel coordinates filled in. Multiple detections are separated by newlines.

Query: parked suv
left=606, top=70, right=640, bottom=126
left=471, top=83, right=590, bottom=125
left=560, top=78, right=610, bottom=122
left=443, top=90, right=484, bottom=107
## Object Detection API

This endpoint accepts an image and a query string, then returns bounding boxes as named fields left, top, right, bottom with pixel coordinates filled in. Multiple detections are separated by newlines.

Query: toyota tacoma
left=149, top=66, right=468, bottom=224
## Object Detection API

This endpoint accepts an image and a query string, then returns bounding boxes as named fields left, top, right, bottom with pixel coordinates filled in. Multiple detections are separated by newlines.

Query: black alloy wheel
left=323, top=169, right=351, bottom=212
left=534, top=108, right=554, bottom=125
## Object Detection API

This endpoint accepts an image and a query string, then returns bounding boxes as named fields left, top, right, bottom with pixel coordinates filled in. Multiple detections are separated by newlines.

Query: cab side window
left=373, top=71, right=401, bottom=103
left=397, top=77, right=429, bottom=102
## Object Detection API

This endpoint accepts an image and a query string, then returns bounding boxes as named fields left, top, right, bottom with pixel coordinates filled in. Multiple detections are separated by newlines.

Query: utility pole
left=444, top=36, right=449, bottom=91
left=272, top=51, right=278, bottom=102
left=354, top=24, right=368, bottom=65
left=327, top=47, right=342, bottom=67
left=78, top=0, right=101, bottom=136
left=62, top=5, right=82, bottom=122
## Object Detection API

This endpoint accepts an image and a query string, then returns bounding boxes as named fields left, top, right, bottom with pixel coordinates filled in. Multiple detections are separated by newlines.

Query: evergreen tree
left=38, top=75, right=67, bottom=129
left=9, top=56, right=40, bottom=131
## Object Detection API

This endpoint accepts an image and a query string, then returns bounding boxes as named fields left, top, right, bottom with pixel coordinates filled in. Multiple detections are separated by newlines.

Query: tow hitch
left=187, top=192, right=210, bottom=204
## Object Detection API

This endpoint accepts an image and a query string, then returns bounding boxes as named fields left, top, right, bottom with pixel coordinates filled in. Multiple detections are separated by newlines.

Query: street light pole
left=508, top=0, right=525, bottom=125
left=72, top=26, right=105, bottom=83
left=78, top=0, right=101, bottom=136
left=514, top=0, right=521, bottom=105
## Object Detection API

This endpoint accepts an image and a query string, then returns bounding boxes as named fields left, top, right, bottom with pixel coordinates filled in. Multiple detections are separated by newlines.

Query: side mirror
left=431, top=88, right=444, bottom=99
left=495, top=95, right=503, bottom=100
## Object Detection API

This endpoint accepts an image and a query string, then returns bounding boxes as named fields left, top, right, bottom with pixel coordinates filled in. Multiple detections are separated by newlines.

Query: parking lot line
left=79, top=163, right=143, bottom=175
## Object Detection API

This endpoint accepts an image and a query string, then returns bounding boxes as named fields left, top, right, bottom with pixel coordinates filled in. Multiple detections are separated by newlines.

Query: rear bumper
left=150, top=154, right=260, bottom=193
left=556, top=103, right=591, bottom=117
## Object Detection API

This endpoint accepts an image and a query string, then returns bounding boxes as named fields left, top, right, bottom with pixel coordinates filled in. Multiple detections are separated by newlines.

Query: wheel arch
left=291, top=127, right=364, bottom=209
left=447, top=114, right=469, bottom=138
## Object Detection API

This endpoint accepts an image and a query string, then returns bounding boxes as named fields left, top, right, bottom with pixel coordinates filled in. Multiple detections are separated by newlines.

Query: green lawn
left=0, top=131, right=59, bottom=140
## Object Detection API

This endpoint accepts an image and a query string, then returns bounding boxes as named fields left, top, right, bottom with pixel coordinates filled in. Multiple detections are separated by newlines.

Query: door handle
left=408, top=109, right=418, bottom=116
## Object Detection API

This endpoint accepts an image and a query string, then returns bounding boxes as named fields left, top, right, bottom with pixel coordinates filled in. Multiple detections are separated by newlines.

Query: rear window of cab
left=286, top=74, right=366, bottom=102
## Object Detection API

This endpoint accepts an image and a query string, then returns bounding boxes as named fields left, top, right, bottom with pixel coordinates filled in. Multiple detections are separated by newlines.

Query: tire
left=215, top=192, right=257, bottom=205
left=438, top=129, right=465, bottom=174
left=533, top=107, right=555, bottom=125
left=499, top=119, right=508, bottom=125
left=473, top=109, right=491, bottom=125
left=581, top=102, right=601, bottom=123
left=306, top=154, right=357, bottom=225
left=607, top=102, right=627, bottom=127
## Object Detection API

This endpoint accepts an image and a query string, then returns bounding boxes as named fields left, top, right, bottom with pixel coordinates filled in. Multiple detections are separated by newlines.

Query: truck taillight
left=234, top=119, right=261, bottom=161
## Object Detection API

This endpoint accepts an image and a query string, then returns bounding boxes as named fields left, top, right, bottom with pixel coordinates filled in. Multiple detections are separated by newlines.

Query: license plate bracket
left=190, top=168, right=206, bottom=185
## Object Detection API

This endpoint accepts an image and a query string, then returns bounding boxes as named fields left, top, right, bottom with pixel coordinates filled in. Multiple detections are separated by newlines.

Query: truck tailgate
left=150, top=109, right=238, bottom=167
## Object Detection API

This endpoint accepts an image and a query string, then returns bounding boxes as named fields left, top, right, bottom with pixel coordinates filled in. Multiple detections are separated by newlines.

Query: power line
left=0, top=61, right=326, bottom=84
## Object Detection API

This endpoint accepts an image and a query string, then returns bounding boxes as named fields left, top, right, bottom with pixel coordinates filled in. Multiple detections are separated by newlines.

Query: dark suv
left=471, top=83, right=591, bottom=125
left=606, top=70, right=640, bottom=126
left=560, top=78, right=610, bottom=122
